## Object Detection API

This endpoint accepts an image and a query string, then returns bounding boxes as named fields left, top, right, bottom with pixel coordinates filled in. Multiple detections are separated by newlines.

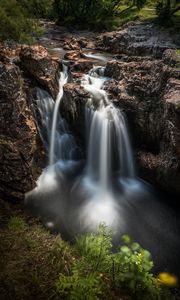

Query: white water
left=84, top=53, right=107, bottom=62
left=25, top=51, right=180, bottom=277
left=82, top=66, right=135, bottom=192
left=49, top=64, right=68, bottom=165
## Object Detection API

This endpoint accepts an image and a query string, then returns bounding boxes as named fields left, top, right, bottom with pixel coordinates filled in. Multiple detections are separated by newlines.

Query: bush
left=17, top=0, right=54, bottom=18
left=55, top=225, right=174, bottom=300
left=0, top=0, right=43, bottom=43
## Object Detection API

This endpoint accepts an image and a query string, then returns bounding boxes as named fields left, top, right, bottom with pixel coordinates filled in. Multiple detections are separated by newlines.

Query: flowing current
left=26, top=55, right=180, bottom=276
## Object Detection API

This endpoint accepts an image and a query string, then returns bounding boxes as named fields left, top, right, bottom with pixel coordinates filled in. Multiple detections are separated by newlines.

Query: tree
left=156, top=0, right=180, bottom=22
left=53, top=0, right=123, bottom=28
left=17, top=0, right=53, bottom=18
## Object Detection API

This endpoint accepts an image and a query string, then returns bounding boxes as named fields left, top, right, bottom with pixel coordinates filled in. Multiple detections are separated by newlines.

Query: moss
left=175, top=49, right=180, bottom=56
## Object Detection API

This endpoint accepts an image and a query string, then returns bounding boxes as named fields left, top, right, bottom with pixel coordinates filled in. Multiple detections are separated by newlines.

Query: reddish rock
left=19, top=45, right=59, bottom=98
left=64, top=50, right=82, bottom=61
left=104, top=59, right=180, bottom=194
left=70, top=59, right=93, bottom=72
left=61, top=83, right=89, bottom=140
left=0, top=62, right=38, bottom=200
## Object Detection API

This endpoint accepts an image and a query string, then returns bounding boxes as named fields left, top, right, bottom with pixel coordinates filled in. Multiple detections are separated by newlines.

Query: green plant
left=114, top=235, right=160, bottom=299
left=7, top=216, right=28, bottom=230
left=55, top=225, right=174, bottom=300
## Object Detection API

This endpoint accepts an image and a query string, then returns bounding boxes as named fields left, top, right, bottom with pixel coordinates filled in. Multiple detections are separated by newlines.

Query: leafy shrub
left=55, top=225, right=174, bottom=300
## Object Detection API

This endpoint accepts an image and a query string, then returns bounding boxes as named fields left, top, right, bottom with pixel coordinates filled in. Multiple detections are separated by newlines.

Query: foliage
left=55, top=225, right=174, bottom=300
left=53, top=0, right=126, bottom=29
left=156, top=0, right=180, bottom=24
left=133, top=0, right=147, bottom=10
left=17, top=0, right=54, bottom=18
left=0, top=0, right=43, bottom=43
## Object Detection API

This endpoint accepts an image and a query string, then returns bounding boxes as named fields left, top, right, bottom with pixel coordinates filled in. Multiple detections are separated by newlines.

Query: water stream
left=26, top=52, right=180, bottom=276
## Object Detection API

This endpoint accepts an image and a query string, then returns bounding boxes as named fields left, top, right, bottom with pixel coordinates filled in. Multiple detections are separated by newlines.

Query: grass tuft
left=7, top=216, right=28, bottom=230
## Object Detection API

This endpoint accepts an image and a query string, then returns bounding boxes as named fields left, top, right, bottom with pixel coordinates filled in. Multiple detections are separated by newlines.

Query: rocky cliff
left=0, top=45, right=59, bottom=200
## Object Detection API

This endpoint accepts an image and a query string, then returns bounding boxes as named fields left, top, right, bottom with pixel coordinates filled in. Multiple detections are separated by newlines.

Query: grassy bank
left=0, top=200, right=74, bottom=300
left=0, top=200, right=177, bottom=300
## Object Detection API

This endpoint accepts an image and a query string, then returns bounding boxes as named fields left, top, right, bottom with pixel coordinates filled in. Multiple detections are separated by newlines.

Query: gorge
left=1, top=20, right=180, bottom=281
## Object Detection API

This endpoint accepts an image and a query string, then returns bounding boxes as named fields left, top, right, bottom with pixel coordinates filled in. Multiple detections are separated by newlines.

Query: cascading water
left=83, top=66, right=135, bottom=188
left=72, top=66, right=136, bottom=230
left=49, top=64, right=68, bottom=165
left=35, top=64, right=80, bottom=169
left=26, top=64, right=82, bottom=229
left=26, top=52, right=180, bottom=277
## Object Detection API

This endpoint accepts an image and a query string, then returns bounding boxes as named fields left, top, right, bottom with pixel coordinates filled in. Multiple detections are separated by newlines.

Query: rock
left=101, top=21, right=178, bottom=58
left=19, top=45, right=59, bottom=98
left=64, top=50, right=83, bottom=61
left=70, top=59, right=93, bottom=72
left=0, top=62, right=38, bottom=200
left=104, top=58, right=180, bottom=194
left=63, top=37, right=84, bottom=50
left=105, top=59, right=167, bottom=94
left=61, top=83, right=89, bottom=140
left=162, top=49, right=180, bottom=67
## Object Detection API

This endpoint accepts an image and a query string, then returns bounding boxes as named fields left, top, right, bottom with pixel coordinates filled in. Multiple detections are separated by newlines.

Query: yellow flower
left=99, top=273, right=104, bottom=278
left=157, top=272, right=178, bottom=287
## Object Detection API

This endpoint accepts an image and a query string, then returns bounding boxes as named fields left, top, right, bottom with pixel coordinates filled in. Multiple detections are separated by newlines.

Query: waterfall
left=25, top=50, right=180, bottom=277
left=27, top=61, right=136, bottom=230
left=49, top=64, right=68, bottom=165
left=35, top=64, right=80, bottom=168
left=82, top=66, right=135, bottom=193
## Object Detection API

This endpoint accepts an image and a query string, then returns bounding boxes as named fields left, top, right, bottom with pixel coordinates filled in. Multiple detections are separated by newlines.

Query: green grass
left=107, top=5, right=180, bottom=30
left=0, top=200, right=74, bottom=300
left=7, top=216, right=28, bottom=230
left=108, top=6, right=157, bottom=30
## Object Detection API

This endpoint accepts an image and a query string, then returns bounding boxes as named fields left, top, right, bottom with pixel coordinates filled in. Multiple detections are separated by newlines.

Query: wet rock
left=19, top=45, right=59, bottom=98
left=104, top=58, right=180, bottom=194
left=0, top=62, right=38, bottom=200
left=70, top=59, right=93, bottom=72
left=61, top=83, right=89, bottom=140
left=102, top=22, right=178, bottom=58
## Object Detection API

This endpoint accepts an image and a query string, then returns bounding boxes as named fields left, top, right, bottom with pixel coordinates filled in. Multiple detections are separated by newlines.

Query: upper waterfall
left=82, top=66, right=135, bottom=193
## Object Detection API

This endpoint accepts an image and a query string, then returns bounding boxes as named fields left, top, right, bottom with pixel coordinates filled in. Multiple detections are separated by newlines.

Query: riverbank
left=1, top=199, right=178, bottom=300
